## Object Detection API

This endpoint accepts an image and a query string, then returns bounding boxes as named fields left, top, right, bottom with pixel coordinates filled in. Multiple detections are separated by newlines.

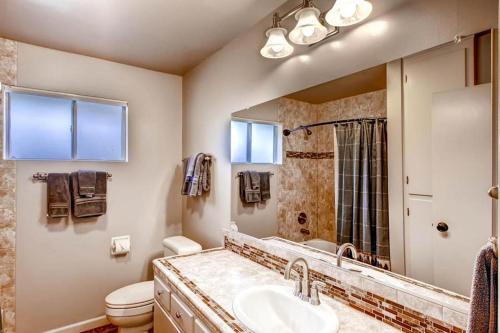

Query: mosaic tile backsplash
left=0, top=38, right=17, bottom=333
left=224, top=230, right=468, bottom=333
left=277, top=90, right=386, bottom=243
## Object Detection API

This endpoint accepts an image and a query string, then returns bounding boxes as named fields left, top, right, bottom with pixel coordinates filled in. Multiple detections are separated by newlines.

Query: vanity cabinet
left=153, top=277, right=213, bottom=333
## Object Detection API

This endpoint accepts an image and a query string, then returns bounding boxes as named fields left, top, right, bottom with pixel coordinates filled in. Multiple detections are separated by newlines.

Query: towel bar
left=236, top=171, right=274, bottom=178
left=32, top=172, right=112, bottom=182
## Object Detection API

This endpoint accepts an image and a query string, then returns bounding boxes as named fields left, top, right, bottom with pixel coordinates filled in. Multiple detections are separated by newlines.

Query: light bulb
left=302, top=26, right=315, bottom=37
left=260, top=27, right=294, bottom=59
left=340, top=2, right=357, bottom=18
left=271, top=44, right=284, bottom=53
left=325, top=0, right=373, bottom=27
left=289, top=7, right=327, bottom=45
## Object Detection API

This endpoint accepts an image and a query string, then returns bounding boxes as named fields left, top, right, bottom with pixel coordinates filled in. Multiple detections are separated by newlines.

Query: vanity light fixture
left=289, top=2, right=327, bottom=45
left=325, top=0, right=373, bottom=27
left=260, top=0, right=373, bottom=59
left=261, top=14, right=294, bottom=59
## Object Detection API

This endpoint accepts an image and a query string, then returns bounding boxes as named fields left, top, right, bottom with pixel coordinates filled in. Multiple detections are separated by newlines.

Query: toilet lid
left=105, top=281, right=153, bottom=308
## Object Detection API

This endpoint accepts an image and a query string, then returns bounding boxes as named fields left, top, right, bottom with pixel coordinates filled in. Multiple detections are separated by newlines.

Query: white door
left=431, top=84, right=492, bottom=296
left=403, top=39, right=474, bottom=288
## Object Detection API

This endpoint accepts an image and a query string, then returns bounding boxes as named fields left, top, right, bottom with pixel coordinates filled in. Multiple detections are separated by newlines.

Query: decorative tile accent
left=285, top=151, right=334, bottom=159
left=224, top=235, right=466, bottom=333
left=0, top=37, right=17, bottom=333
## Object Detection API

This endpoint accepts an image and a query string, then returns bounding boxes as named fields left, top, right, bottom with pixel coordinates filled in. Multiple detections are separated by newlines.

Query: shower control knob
left=436, top=222, right=449, bottom=232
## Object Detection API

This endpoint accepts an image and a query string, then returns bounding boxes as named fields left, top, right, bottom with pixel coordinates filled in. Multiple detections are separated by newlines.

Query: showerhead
left=283, top=129, right=291, bottom=136
left=305, top=128, right=312, bottom=135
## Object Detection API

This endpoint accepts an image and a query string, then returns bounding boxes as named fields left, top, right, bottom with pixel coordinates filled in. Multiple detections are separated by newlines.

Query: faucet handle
left=310, top=281, right=326, bottom=306
left=292, top=275, right=302, bottom=297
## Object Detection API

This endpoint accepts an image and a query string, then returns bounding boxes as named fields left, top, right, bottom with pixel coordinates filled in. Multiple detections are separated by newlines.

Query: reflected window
left=230, top=119, right=282, bottom=164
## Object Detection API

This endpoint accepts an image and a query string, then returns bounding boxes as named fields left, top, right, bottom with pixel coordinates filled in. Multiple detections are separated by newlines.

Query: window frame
left=230, top=117, right=282, bottom=165
left=2, top=85, right=129, bottom=162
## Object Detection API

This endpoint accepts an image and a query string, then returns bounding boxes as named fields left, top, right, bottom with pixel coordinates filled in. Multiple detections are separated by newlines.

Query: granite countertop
left=154, top=249, right=400, bottom=333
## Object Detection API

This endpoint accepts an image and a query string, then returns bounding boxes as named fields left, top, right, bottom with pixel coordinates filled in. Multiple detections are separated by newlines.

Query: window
left=230, top=119, right=282, bottom=164
left=3, top=86, right=128, bottom=161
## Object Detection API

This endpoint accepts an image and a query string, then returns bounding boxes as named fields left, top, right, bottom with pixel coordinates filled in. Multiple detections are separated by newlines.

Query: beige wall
left=182, top=0, right=498, bottom=249
left=15, top=43, right=182, bottom=332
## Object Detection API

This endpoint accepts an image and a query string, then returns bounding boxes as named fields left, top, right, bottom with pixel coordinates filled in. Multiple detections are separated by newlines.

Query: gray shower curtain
left=335, top=119, right=390, bottom=270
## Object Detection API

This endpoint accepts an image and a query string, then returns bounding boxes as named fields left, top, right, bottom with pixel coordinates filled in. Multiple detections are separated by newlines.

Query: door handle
left=436, top=222, right=449, bottom=232
left=488, top=185, right=498, bottom=199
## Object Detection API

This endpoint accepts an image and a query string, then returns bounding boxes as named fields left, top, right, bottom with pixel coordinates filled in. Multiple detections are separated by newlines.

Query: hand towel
left=78, top=170, right=96, bottom=197
left=70, top=171, right=107, bottom=218
left=189, top=153, right=206, bottom=196
left=47, top=173, right=70, bottom=218
left=467, top=240, right=497, bottom=333
left=244, top=171, right=261, bottom=203
left=259, top=172, right=271, bottom=201
left=181, top=156, right=197, bottom=195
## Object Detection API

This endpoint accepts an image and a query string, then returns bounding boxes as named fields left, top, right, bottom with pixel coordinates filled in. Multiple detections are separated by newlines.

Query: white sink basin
left=233, top=285, right=339, bottom=333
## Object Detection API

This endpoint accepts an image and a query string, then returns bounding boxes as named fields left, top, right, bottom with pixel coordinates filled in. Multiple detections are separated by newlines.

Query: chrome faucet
left=284, top=257, right=310, bottom=301
left=336, top=243, right=358, bottom=268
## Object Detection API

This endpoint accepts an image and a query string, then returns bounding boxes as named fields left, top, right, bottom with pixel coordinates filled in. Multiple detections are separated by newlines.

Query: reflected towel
left=78, top=170, right=96, bottom=197
left=467, top=240, right=497, bottom=333
left=47, top=173, right=70, bottom=218
left=259, top=172, right=271, bottom=201
left=70, top=171, right=107, bottom=218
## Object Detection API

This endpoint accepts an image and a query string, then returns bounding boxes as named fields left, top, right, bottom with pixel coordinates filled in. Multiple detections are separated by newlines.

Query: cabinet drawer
left=154, top=277, right=171, bottom=312
left=195, top=319, right=212, bottom=333
left=154, top=300, right=182, bottom=333
left=171, top=294, right=194, bottom=333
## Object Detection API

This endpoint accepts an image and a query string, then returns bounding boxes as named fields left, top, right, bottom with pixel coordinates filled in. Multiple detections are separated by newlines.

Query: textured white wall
left=182, top=0, right=498, bottom=249
left=15, top=43, right=183, bottom=332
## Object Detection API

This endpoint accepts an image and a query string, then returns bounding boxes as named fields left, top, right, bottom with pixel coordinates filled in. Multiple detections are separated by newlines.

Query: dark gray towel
left=467, top=240, right=497, bottom=333
left=70, top=171, right=107, bottom=218
left=189, top=153, right=206, bottom=196
left=259, top=172, right=271, bottom=201
left=78, top=170, right=96, bottom=197
left=238, top=171, right=261, bottom=203
left=47, top=173, right=70, bottom=218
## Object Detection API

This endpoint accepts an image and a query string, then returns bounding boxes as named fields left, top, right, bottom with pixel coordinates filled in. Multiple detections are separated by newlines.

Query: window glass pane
left=231, top=120, right=248, bottom=163
left=8, top=92, right=73, bottom=160
left=76, top=101, right=126, bottom=161
left=251, top=123, right=275, bottom=164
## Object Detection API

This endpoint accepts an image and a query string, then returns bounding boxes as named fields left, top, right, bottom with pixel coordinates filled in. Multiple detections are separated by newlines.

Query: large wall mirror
left=230, top=30, right=495, bottom=297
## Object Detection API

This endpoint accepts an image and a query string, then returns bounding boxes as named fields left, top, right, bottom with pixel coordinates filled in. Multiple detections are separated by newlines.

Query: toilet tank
left=162, top=236, right=202, bottom=257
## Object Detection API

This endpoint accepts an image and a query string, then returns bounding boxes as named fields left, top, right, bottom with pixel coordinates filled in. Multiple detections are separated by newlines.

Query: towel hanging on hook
left=489, top=237, right=498, bottom=258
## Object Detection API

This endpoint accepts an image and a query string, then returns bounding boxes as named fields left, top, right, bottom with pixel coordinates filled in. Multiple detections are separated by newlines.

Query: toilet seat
left=105, top=281, right=154, bottom=317
left=106, top=302, right=154, bottom=317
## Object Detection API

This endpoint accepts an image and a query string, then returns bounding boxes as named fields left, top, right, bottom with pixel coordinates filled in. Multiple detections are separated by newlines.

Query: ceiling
left=0, top=0, right=287, bottom=75
left=286, top=64, right=387, bottom=104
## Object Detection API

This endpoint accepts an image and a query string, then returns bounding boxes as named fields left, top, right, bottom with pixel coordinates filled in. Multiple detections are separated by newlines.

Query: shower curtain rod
left=282, top=117, right=387, bottom=136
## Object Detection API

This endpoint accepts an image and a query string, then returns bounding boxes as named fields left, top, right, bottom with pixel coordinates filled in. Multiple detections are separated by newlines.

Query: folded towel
left=181, top=156, right=197, bottom=195
left=467, top=240, right=498, bottom=333
left=47, top=173, right=70, bottom=218
left=242, top=171, right=261, bottom=203
left=259, top=172, right=271, bottom=201
left=189, top=153, right=206, bottom=196
left=78, top=170, right=96, bottom=197
left=70, top=171, right=107, bottom=218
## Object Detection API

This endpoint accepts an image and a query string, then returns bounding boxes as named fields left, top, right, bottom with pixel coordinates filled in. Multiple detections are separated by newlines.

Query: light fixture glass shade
left=260, top=27, right=294, bottom=59
left=288, top=7, right=327, bottom=45
left=325, top=0, right=373, bottom=26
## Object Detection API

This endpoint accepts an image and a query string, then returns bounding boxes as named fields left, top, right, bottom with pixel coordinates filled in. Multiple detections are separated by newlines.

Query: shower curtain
left=335, top=120, right=390, bottom=270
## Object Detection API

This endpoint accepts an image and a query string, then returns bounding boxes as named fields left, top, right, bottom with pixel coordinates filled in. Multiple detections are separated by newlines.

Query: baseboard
left=44, top=315, right=110, bottom=333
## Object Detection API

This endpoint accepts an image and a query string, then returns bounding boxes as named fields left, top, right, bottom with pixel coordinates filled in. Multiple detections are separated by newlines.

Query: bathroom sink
left=232, top=285, right=339, bottom=333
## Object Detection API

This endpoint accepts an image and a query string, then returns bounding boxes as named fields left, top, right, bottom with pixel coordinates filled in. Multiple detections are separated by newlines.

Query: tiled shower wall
left=277, top=90, right=386, bottom=243
left=0, top=38, right=17, bottom=333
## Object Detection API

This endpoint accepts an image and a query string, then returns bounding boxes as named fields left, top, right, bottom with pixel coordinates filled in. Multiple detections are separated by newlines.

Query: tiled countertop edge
left=224, top=230, right=468, bottom=332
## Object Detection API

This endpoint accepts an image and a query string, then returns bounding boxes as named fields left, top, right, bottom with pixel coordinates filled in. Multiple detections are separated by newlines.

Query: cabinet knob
left=175, top=311, right=182, bottom=319
left=436, top=222, right=449, bottom=232
left=156, top=290, right=163, bottom=296
left=488, top=185, right=498, bottom=199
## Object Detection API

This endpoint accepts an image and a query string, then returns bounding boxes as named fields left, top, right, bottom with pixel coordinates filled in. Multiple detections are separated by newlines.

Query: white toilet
left=105, top=236, right=202, bottom=332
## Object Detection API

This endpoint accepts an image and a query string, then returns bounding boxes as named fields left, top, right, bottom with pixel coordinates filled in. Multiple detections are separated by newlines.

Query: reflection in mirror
left=230, top=30, right=494, bottom=297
